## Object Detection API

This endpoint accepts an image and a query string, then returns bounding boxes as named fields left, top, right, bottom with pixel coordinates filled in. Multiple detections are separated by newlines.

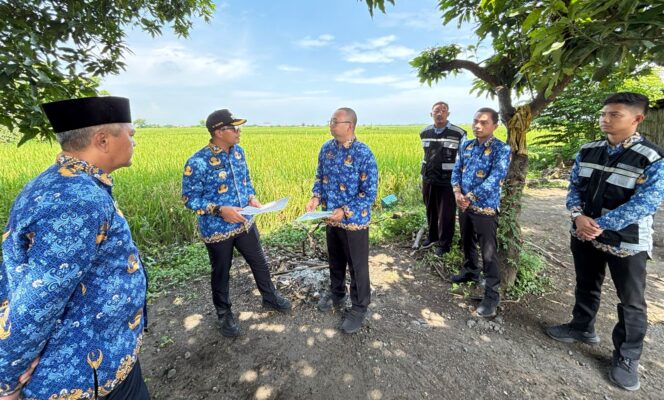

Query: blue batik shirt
left=451, top=136, right=511, bottom=215
left=312, top=138, right=378, bottom=230
left=182, top=143, right=256, bottom=243
left=1, top=154, right=146, bottom=399
left=567, top=133, right=664, bottom=257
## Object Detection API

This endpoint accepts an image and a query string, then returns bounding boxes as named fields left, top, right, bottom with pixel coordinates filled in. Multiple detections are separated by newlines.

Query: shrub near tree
left=364, top=0, right=664, bottom=286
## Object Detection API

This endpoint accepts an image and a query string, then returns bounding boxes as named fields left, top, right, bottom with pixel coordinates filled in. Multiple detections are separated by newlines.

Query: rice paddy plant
left=1, top=125, right=433, bottom=247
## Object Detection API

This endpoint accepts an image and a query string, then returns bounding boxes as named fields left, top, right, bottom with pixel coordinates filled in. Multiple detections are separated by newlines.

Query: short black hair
left=603, top=92, right=649, bottom=115
left=476, top=107, right=499, bottom=124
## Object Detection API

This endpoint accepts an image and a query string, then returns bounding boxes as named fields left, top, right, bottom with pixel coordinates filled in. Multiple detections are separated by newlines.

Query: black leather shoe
left=263, top=292, right=292, bottom=313
left=421, top=239, right=436, bottom=249
left=546, top=323, right=600, bottom=345
left=475, top=297, right=498, bottom=318
left=317, top=292, right=347, bottom=312
left=218, top=311, right=241, bottom=337
left=434, top=246, right=450, bottom=257
left=450, top=273, right=480, bottom=284
left=609, top=351, right=640, bottom=391
left=340, top=309, right=367, bottom=334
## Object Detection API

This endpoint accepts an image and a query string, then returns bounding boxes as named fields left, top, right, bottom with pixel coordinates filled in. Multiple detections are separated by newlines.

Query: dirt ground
left=141, top=188, right=664, bottom=400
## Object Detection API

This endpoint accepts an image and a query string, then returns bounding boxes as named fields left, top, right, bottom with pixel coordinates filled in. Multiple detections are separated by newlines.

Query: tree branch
left=439, top=59, right=500, bottom=87
left=529, top=74, right=574, bottom=116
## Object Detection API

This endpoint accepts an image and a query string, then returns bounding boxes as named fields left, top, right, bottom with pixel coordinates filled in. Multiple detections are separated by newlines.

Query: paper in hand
left=295, top=211, right=333, bottom=222
left=240, top=197, right=289, bottom=216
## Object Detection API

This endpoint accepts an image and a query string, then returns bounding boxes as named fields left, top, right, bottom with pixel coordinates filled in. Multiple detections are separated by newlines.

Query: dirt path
left=141, top=188, right=664, bottom=399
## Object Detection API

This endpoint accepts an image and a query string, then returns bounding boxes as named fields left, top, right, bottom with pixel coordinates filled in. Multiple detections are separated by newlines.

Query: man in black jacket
left=420, top=101, right=467, bottom=256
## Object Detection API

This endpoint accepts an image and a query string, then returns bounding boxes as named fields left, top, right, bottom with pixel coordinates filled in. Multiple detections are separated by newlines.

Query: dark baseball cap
left=42, top=96, right=131, bottom=133
left=205, top=109, right=247, bottom=133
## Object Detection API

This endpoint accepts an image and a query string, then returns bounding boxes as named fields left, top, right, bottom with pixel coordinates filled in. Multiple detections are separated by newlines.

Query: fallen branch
left=525, top=240, right=571, bottom=269
left=412, top=226, right=426, bottom=249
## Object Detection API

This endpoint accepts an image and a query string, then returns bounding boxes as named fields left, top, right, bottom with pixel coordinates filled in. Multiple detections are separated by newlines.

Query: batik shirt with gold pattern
left=312, top=138, right=378, bottom=230
left=451, top=136, right=511, bottom=215
left=0, top=155, right=146, bottom=399
left=182, top=143, right=256, bottom=243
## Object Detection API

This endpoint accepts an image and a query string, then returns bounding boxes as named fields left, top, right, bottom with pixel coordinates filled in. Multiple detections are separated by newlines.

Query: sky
left=101, top=0, right=498, bottom=126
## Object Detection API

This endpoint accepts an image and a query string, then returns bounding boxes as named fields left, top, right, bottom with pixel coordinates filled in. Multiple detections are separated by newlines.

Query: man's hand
left=575, top=215, right=603, bottom=241
left=248, top=197, right=262, bottom=208
left=305, top=197, right=320, bottom=213
left=455, top=192, right=470, bottom=211
left=0, top=357, right=40, bottom=400
left=327, top=208, right=345, bottom=222
left=219, top=206, right=247, bottom=223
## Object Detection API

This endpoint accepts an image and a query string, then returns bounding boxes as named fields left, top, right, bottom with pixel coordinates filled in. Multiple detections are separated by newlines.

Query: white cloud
left=336, top=68, right=401, bottom=85
left=295, top=34, right=335, bottom=48
left=341, top=35, right=416, bottom=64
left=102, top=44, right=253, bottom=88
left=376, top=11, right=442, bottom=31
left=277, top=64, right=304, bottom=72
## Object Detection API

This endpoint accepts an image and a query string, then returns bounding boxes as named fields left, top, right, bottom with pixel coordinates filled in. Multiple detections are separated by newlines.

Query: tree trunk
left=498, top=105, right=532, bottom=288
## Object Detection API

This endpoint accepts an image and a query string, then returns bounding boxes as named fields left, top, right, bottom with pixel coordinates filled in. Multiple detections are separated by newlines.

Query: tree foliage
left=364, top=0, right=664, bottom=285
left=0, top=0, right=215, bottom=145
left=533, top=67, right=664, bottom=153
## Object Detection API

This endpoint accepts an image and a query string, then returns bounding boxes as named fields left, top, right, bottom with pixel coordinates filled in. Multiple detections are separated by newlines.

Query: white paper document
left=240, top=197, right=289, bottom=216
left=295, top=211, right=333, bottom=222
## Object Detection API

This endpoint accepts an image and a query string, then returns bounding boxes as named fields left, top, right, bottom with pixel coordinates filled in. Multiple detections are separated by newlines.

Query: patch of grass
left=143, top=243, right=210, bottom=296
left=507, top=250, right=550, bottom=298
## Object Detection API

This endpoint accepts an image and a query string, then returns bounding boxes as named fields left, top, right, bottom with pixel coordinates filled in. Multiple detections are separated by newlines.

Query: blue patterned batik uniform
left=1, top=155, right=147, bottom=399
left=567, top=134, right=664, bottom=257
left=451, top=136, right=511, bottom=215
left=182, top=143, right=256, bottom=242
left=312, top=138, right=378, bottom=230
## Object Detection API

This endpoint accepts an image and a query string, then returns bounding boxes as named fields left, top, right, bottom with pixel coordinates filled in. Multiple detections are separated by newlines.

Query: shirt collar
left=607, top=132, right=642, bottom=149
left=56, top=153, right=113, bottom=187
left=207, top=141, right=232, bottom=155
left=433, top=122, right=451, bottom=133
left=474, top=135, right=495, bottom=147
left=335, top=136, right=356, bottom=149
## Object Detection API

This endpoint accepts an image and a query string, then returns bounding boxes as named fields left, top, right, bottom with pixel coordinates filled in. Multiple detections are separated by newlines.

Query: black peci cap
left=42, top=96, right=132, bottom=133
left=205, top=109, right=247, bottom=133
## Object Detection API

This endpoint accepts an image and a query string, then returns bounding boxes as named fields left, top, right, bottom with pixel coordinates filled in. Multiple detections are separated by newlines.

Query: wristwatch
left=570, top=210, right=582, bottom=222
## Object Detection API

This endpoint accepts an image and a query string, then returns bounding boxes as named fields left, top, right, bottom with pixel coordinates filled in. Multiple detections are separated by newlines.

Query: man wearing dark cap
left=182, top=109, right=291, bottom=338
left=0, top=97, right=150, bottom=399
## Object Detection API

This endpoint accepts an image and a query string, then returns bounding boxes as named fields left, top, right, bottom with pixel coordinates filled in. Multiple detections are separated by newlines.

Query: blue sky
left=101, top=0, right=498, bottom=126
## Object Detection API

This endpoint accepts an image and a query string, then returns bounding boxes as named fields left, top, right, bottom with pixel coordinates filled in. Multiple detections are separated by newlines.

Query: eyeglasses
left=220, top=126, right=241, bottom=132
left=329, top=120, right=352, bottom=126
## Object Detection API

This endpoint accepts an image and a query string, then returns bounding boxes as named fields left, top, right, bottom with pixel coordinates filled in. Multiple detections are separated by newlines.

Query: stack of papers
left=295, top=211, right=333, bottom=222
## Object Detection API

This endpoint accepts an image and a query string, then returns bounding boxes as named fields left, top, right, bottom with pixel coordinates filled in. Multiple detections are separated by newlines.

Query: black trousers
left=101, top=360, right=150, bottom=400
left=422, top=182, right=456, bottom=251
left=205, top=225, right=277, bottom=316
left=458, top=211, right=500, bottom=299
left=570, top=237, right=648, bottom=360
left=326, top=226, right=371, bottom=312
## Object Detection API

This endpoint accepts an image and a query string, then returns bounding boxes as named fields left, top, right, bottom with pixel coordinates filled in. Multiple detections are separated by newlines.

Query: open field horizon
left=0, top=124, right=517, bottom=248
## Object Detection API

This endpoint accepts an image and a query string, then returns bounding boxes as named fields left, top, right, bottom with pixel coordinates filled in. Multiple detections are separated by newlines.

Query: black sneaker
left=421, top=239, right=436, bottom=249
left=317, top=292, right=347, bottom=312
left=609, top=351, right=640, bottom=391
left=545, top=323, right=600, bottom=345
left=218, top=311, right=241, bottom=337
left=450, top=273, right=480, bottom=284
left=475, top=297, right=498, bottom=318
left=262, top=292, right=292, bottom=313
left=434, top=246, right=450, bottom=257
left=340, top=309, right=367, bottom=334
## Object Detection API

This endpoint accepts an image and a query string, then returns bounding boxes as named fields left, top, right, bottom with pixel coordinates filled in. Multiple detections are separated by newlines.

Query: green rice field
left=0, top=125, right=508, bottom=247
